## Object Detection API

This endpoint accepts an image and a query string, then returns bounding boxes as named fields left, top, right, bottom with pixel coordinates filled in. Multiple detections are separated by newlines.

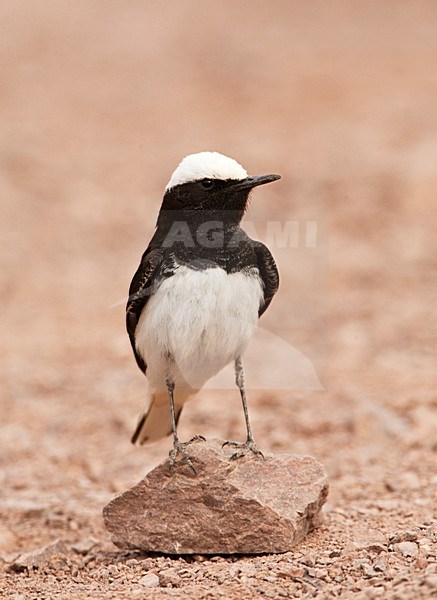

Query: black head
left=158, top=152, right=280, bottom=226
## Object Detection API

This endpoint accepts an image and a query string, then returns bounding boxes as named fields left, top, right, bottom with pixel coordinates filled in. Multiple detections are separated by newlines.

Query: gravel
left=1, top=1, right=436, bottom=598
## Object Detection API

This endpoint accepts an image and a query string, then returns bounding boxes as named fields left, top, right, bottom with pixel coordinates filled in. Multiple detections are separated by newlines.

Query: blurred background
left=0, top=0, right=435, bottom=580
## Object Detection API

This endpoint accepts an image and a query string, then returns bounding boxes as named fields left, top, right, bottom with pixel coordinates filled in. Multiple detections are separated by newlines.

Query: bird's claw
left=169, top=435, right=206, bottom=474
left=187, top=434, right=206, bottom=443
left=222, top=439, right=264, bottom=460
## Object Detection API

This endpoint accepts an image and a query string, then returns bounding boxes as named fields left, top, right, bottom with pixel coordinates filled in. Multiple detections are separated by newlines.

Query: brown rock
left=72, top=537, right=97, bottom=555
left=158, top=567, right=181, bottom=587
left=103, top=439, right=328, bottom=554
left=352, top=528, right=387, bottom=553
left=277, top=566, right=305, bottom=579
left=389, top=530, right=418, bottom=544
left=9, top=539, right=67, bottom=572
left=138, top=572, right=160, bottom=588
left=392, top=541, right=419, bottom=558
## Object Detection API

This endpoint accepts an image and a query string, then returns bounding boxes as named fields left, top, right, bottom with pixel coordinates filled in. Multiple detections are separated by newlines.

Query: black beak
left=226, top=173, right=281, bottom=192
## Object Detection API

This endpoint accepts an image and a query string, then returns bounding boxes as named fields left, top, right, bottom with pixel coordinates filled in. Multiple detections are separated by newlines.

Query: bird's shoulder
left=244, top=236, right=279, bottom=317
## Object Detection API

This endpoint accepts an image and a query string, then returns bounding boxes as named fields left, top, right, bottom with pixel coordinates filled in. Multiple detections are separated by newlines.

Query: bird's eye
left=201, top=178, right=215, bottom=190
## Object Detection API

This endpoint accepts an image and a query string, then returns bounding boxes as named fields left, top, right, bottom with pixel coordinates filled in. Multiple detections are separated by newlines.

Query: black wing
left=254, top=242, right=279, bottom=317
left=126, top=247, right=165, bottom=373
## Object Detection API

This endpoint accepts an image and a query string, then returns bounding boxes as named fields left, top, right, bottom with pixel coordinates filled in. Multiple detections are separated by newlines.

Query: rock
left=9, top=539, right=67, bottom=572
left=158, top=567, right=181, bottom=587
left=361, top=563, right=376, bottom=578
left=352, top=528, right=387, bottom=553
left=417, top=538, right=434, bottom=557
left=72, top=537, right=97, bottom=555
left=103, top=438, right=328, bottom=554
left=277, top=566, right=305, bottom=579
left=374, top=559, right=386, bottom=572
left=138, top=572, right=160, bottom=588
left=392, top=541, right=419, bottom=558
left=389, top=530, right=418, bottom=543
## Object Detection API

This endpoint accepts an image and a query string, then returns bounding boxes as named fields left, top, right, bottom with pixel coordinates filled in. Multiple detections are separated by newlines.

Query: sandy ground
left=1, top=1, right=436, bottom=598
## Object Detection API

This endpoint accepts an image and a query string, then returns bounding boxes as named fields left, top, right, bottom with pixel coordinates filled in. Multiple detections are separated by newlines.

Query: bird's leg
left=166, top=379, right=204, bottom=474
left=223, top=357, right=264, bottom=460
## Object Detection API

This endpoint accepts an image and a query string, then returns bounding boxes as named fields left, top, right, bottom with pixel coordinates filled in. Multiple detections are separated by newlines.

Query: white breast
left=135, top=266, right=264, bottom=390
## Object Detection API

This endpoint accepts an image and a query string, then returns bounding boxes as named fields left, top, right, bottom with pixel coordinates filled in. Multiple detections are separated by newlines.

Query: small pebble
left=392, top=542, right=419, bottom=558
left=390, top=531, right=418, bottom=544
left=278, top=566, right=304, bottom=578
left=72, top=538, right=97, bottom=556
left=138, top=572, right=160, bottom=588
left=159, top=567, right=181, bottom=587
left=374, top=560, right=386, bottom=572
left=361, top=563, right=376, bottom=578
left=315, top=568, right=328, bottom=578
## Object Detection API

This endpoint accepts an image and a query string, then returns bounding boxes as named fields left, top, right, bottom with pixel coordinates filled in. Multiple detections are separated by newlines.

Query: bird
left=126, top=151, right=280, bottom=471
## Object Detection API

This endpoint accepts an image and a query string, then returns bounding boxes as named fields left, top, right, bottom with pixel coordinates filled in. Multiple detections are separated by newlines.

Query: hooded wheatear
left=127, top=152, right=280, bottom=470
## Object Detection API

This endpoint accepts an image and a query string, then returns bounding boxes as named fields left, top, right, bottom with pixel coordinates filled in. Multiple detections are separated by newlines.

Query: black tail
left=131, top=395, right=184, bottom=446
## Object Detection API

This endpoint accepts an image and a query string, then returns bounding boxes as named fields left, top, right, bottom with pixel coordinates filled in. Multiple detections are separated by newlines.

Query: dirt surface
left=1, top=1, right=436, bottom=598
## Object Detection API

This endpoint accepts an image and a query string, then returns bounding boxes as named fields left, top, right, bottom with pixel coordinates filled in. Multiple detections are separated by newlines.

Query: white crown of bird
left=166, top=152, right=248, bottom=190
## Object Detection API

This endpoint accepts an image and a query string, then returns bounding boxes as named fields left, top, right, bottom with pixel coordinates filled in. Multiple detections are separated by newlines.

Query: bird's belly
left=135, top=266, right=264, bottom=389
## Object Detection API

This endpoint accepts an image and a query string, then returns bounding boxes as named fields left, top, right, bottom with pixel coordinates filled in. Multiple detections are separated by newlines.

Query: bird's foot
left=168, top=436, right=206, bottom=474
left=222, top=438, right=264, bottom=461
